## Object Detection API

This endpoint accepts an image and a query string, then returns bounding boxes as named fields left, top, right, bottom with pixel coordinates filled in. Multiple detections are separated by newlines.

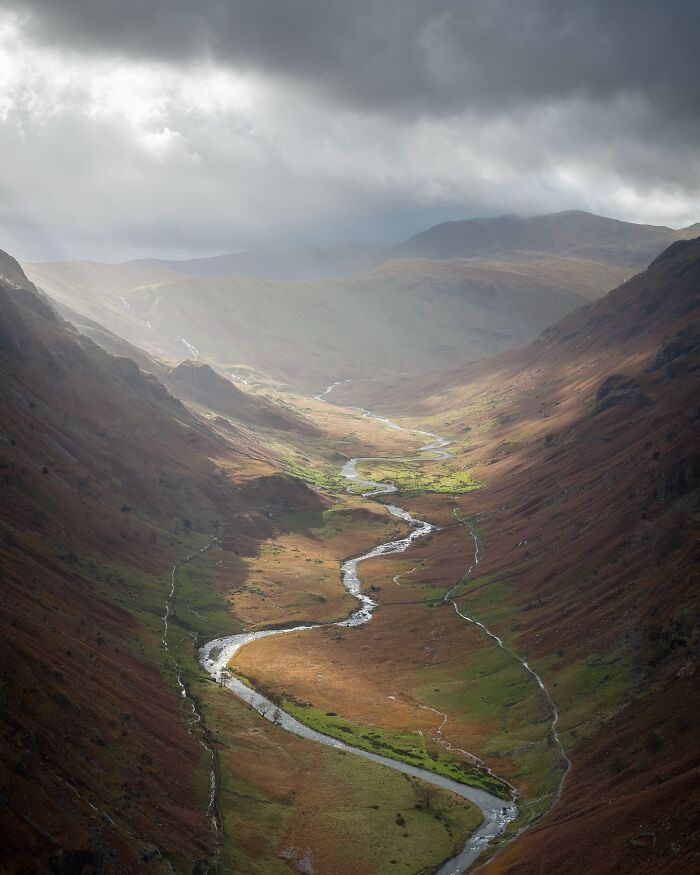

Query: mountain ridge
left=25, top=210, right=695, bottom=392
left=328, top=236, right=700, bottom=873
left=121, top=210, right=697, bottom=279
left=394, top=209, right=688, bottom=264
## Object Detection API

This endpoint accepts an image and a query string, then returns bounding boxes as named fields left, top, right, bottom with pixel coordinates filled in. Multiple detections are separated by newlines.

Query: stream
left=199, top=385, right=518, bottom=873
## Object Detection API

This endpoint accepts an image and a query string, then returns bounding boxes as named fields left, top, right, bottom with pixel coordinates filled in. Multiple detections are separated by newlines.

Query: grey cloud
left=0, top=1, right=698, bottom=261
left=5, top=0, right=699, bottom=122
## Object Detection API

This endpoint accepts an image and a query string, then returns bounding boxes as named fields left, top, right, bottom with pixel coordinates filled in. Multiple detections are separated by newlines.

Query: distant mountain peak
left=396, top=209, right=680, bottom=263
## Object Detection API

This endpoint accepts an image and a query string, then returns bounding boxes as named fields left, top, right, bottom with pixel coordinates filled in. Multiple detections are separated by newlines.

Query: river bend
left=199, top=388, right=518, bottom=873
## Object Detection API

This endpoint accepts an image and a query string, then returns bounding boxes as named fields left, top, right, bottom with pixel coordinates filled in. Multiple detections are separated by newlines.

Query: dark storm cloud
left=6, top=0, right=700, bottom=121
left=0, top=0, right=698, bottom=261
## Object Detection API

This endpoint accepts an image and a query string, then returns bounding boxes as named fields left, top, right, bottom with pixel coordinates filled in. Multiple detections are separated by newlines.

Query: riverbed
left=199, top=391, right=518, bottom=873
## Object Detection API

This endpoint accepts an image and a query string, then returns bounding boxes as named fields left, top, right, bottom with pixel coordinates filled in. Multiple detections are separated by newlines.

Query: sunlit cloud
left=0, top=4, right=697, bottom=261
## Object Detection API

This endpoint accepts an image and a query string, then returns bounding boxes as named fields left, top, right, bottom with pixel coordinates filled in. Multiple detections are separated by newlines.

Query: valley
left=25, top=211, right=700, bottom=393
left=3, top=5, right=699, bottom=873
left=1, top=227, right=698, bottom=875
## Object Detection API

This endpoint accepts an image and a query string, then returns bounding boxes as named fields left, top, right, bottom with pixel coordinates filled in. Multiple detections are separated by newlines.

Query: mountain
left=395, top=209, right=685, bottom=265
left=0, top=250, right=327, bottom=872
left=134, top=243, right=384, bottom=281
left=26, top=210, right=693, bottom=393
left=39, top=290, right=315, bottom=435
left=165, top=359, right=318, bottom=433
left=131, top=211, right=694, bottom=279
left=331, top=238, right=700, bottom=873
left=4, top=230, right=699, bottom=873
left=25, top=258, right=185, bottom=362
left=43, top=255, right=611, bottom=388
left=49, top=297, right=172, bottom=380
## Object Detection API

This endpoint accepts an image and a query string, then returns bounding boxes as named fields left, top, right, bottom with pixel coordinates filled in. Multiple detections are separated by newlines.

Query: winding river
left=199, top=384, right=518, bottom=873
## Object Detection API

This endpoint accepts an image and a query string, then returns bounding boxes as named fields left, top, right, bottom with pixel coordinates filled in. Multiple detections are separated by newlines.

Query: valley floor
left=3, top=238, right=698, bottom=874
left=172, top=394, right=568, bottom=873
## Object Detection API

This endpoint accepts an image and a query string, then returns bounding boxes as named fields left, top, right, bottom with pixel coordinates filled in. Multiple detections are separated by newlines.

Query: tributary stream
left=199, top=386, right=518, bottom=873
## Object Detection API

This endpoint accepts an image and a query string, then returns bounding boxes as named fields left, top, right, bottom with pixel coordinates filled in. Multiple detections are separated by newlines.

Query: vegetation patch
left=353, top=460, right=483, bottom=496
left=282, top=700, right=511, bottom=799
left=194, top=683, right=483, bottom=875
left=160, top=540, right=486, bottom=874
left=282, top=455, right=344, bottom=492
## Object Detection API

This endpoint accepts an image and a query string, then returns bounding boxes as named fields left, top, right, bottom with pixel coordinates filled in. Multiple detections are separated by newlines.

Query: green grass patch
left=171, top=551, right=246, bottom=643
left=281, top=455, right=344, bottom=492
left=545, top=648, right=635, bottom=744
left=314, top=747, right=483, bottom=874
left=281, top=504, right=363, bottom=535
left=195, top=683, right=484, bottom=875
left=282, top=700, right=511, bottom=800
left=455, top=574, right=635, bottom=747
left=354, top=460, right=483, bottom=496
left=414, top=613, right=562, bottom=803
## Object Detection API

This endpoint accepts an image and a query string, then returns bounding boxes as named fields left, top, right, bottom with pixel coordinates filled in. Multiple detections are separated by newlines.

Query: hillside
left=0, top=251, right=332, bottom=872
left=328, top=238, right=700, bottom=872
left=3, top=247, right=491, bottom=875
left=25, top=211, right=694, bottom=393
left=135, top=242, right=384, bottom=281
left=395, top=209, right=685, bottom=265
left=165, top=359, right=318, bottom=433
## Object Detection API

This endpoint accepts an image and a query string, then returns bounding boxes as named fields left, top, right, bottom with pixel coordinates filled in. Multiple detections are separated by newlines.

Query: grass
left=172, top=555, right=246, bottom=643
left=432, top=559, right=636, bottom=833
left=200, top=685, right=483, bottom=875
left=453, top=573, right=635, bottom=748
left=80, top=536, right=246, bottom=848
left=281, top=504, right=383, bottom=536
left=415, top=639, right=559, bottom=801
left=281, top=700, right=511, bottom=800
left=313, top=747, right=484, bottom=874
left=282, top=455, right=344, bottom=491
left=544, top=648, right=635, bottom=745
left=353, top=459, right=483, bottom=496
left=167, top=545, right=486, bottom=875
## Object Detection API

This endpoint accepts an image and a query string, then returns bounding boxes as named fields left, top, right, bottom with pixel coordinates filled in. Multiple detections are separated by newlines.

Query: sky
left=1, top=0, right=699, bottom=262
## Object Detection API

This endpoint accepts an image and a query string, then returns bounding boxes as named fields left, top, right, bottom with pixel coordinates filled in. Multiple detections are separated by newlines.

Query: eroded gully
left=196, top=382, right=553, bottom=874
left=163, top=533, right=224, bottom=868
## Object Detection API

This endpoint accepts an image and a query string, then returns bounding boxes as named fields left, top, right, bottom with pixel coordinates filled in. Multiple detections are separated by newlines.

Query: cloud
left=6, top=1, right=699, bottom=120
left=0, top=2, right=698, bottom=260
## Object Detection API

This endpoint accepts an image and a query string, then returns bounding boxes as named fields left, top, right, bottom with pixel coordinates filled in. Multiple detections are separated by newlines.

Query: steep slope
left=51, top=298, right=171, bottom=380
left=25, top=258, right=184, bottom=361
left=25, top=211, right=693, bottom=392
left=165, top=360, right=318, bottom=433
left=0, top=252, right=329, bottom=872
left=47, top=300, right=316, bottom=435
left=339, top=238, right=700, bottom=872
left=0, top=256, right=231, bottom=872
